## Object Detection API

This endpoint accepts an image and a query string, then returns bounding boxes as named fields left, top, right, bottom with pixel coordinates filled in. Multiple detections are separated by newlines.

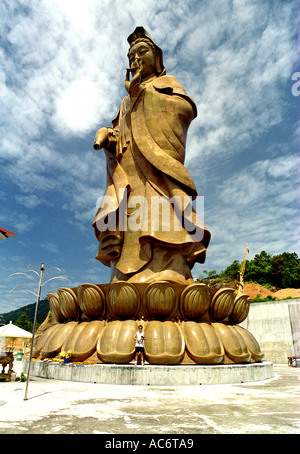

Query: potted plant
left=20, top=372, right=26, bottom=382
left=59, top=350, right=72, bottom=363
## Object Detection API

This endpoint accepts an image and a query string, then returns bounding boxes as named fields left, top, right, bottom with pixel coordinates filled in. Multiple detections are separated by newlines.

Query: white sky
left=0, top=0, right=299, bottom=312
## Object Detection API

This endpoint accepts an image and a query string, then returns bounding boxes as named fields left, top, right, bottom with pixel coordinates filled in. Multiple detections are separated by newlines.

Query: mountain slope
left=0, top=299, right=49, bottom=327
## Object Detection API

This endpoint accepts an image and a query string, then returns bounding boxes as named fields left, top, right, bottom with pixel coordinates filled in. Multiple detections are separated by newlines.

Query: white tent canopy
left=0, top=322, right=32, bottom=375
left=0, top=321, right=32, bottom=341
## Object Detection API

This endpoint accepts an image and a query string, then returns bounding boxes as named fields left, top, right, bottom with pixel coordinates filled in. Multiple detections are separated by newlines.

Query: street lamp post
left=23, top=263, right=45, bottom=401
left=9, top=263, right=69, bottom=400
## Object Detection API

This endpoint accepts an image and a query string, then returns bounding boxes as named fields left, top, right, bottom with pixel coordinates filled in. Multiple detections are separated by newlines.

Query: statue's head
left=127, top=26, right=166, bottom=78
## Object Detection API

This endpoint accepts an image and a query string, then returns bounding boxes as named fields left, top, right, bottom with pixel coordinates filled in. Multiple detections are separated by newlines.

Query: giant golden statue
left=34, top=28, right=265, bottom=367
left=92, top=27, right=210, bottom=285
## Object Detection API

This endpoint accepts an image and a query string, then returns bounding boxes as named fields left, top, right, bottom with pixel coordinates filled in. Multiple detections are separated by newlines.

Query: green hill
left=0, top=298, right=49, bottom=328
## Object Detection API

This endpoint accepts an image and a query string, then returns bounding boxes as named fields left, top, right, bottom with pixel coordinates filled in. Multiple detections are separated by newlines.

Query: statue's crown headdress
left=127, top=26, right=152, bottom=45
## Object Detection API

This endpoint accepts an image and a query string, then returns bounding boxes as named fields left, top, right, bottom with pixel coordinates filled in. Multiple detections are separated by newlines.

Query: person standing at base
left=133, top=325, right=146, bottom=365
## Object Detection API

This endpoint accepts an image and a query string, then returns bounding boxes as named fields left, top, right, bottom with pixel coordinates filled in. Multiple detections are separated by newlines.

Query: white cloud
left=15, top=194, right=41, bottom=209
left=181, top=1, right=297, bottom=166
left=200, top=152, right=299, bottom=272
left=0, top=206, right=36, bottom=234
left=1, top=1, right=297, bottom=172
left=43, top=241, right=60, bottom=255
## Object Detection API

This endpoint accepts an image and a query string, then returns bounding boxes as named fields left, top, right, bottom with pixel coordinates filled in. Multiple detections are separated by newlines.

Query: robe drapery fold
left=93, top=75, right=211, bottom=281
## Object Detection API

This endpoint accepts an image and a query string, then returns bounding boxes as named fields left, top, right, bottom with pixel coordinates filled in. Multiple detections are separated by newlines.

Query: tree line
left=199, top=251, right=300, bottom=289
left=0, top=298, right=49, bottom=333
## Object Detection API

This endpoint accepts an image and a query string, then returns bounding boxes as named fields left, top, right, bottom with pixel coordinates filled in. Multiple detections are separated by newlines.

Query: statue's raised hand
left=125, top=62, right=142, bottom=95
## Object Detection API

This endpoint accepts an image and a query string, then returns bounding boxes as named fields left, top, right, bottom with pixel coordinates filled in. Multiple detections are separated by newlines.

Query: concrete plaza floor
left=0, top=363, right=299, bottom=434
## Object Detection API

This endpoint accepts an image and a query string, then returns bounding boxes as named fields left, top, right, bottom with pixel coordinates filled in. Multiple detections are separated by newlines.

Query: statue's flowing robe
left=93, top=75, right=211, bottom=281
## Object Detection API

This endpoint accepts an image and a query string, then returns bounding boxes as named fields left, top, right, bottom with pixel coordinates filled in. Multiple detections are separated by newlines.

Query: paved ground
left=0, top=363, right=299, bottom=435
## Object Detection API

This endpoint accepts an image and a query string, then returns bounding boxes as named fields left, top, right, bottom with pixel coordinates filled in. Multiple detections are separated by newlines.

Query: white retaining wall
left=240, top=299, right=300, bottom=364
left=24, top=361, right=274, bottom=385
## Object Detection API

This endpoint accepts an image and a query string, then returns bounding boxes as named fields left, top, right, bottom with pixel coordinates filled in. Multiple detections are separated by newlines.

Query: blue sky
left=0, top=0, right=299, bottom=313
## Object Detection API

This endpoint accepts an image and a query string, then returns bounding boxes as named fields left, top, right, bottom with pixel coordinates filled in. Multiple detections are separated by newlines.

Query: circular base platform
left=25, top=360, right=274, bottom=386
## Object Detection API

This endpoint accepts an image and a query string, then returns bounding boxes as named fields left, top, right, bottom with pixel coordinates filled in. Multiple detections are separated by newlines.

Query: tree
left=15, top=312, right=33, bottom=332
left=198, top=269, right=219, bottom=281
left=198, top=250, right=300, bottom=289
left=220, top=260, right=240, bottom=280
left=270, top=252, right=300, bottom=288
left=244, top=251, right=272, bottom=285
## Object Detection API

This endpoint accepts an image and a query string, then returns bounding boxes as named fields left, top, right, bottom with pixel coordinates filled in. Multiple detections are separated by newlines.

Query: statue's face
left=128, top=41, right=156, bottom=78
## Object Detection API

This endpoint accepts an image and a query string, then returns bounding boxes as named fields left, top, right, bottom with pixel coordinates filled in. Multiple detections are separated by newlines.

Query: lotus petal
left=212, top=322, right=251, bottom=363
left=229, top=294, right=250, bottom=324
left=180, top=284, right=210, bottom=320
left=107, top=283, right=140, bottom=319
left=58, top=288, right=79, bottom=320
left=62, top=320, right=105, bottom=361
left=77, top=283, right=105, bottom=319
left=97, top=320, right=138, bottom=363
left=33, top=324, right=60, bottom=358
left=40, top=322, right=78, bottom=358
left=48, top=292, right=65, bottom=323
left=210, top=288, right=235, bottom=321
left=144, top=320, right=185, bottom=364
left=183, top=321, right=224, bottom=364
left=144, top=281, right=177, bottom=319
left=232, top=325, right=264, bottom=362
